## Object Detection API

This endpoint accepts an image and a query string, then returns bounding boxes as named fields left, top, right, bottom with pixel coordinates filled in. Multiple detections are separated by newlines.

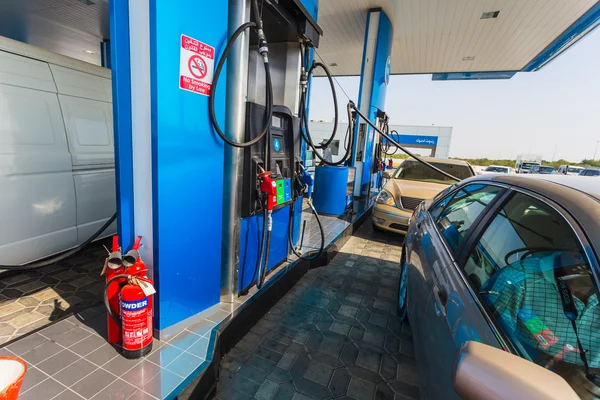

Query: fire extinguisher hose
left=104, top=273, right=129, bottom=325
left=0, top=213, right=117, bottom=271
left=103, top=271, right=153, bottom=325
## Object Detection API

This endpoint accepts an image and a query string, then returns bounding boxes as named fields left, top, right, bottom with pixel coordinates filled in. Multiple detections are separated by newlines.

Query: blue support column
left=109, top=0, right=134, bottom=251
left=111, top=0, right=228, bottom=332
left=351, top=10, right=393, bottom=198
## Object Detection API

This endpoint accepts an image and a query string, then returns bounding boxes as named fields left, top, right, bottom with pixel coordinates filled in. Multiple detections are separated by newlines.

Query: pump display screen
left=272, top=115, right=282, bottom=128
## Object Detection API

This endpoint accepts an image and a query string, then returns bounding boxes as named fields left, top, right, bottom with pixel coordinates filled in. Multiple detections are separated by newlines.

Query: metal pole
left=552, top=145, right=557, bottom=161
left=221, top=0, right=250, bottom=303
left=594, top=141, right=600, bottom=161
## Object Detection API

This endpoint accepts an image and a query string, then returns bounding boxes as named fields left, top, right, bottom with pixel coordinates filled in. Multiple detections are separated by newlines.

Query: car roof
left=462, top=174, right=600, bottom=252
left=403, top=157, right=471, bottom=166
left=487, top=165, right=508, bottom=168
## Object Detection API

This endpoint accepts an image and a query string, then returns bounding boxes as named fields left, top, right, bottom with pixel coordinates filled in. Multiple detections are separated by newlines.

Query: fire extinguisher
left=103, top=236, right=155, bottom=359
left=104, top=235, right=124, bottom=344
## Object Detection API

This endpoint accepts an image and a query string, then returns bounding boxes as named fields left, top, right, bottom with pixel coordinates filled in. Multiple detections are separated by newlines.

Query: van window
left=462, top=192, right=599, bottom=394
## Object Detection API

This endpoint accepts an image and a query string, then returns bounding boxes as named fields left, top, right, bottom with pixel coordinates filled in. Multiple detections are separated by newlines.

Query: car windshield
left=568, top=167, right=583, bottom=173
left=539, top=166, right=555, bottom=173
left=485, top=167, right=508, bottom=173
left=394, top=160, right=473, bottom=184
left=520, top=163, right=538, bottom=170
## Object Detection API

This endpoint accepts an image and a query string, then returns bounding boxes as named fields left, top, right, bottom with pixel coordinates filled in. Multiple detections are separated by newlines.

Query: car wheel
left=397, top=253, right=408, bottom=323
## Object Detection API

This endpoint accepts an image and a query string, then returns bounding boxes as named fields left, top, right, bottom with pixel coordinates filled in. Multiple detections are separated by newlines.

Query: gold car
left=372, top=157, right=475, bottom=233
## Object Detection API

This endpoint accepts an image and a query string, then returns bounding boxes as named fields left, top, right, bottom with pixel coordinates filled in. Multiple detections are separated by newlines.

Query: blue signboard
left=386, top=134, right=438, bottom=147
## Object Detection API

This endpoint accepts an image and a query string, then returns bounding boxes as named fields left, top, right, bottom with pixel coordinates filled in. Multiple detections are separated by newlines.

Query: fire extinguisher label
left=121, top=298, right=148, bottom=310
left=121, top=296, right=152, bottom=349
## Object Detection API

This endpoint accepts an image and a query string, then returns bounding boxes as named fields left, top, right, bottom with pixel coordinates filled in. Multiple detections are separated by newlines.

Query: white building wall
left=308, top=122, right=453, bottom=160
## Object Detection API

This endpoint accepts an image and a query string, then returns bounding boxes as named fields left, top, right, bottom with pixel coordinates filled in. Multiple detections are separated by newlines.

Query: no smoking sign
left=179, top=34, right=214, bottom=96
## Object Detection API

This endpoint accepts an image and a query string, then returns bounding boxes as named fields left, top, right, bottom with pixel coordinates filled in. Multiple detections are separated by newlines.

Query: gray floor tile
left=18, top=377, right=64, bottom=400
left=19, top=366, right=49, bottom=393
left=168, top=330, right=201, bottom=351
left=68, top=334, right=107, bottom=357
left=92, top=378, right=138, bottom=400
left=38, top=320, right=76, bottom=340
left=20, top=340, right=64, bottom=365
left=254, top=379, right=279, bottom=400
left=122, top=360, right=162, bottom=388
left=348, top=377, right=376, bottom=400
left=102, top=353, right=142, bottom=376
left=303, top=363, right=333, bottom=386
left=52, top=326, right=92, bottom=347
left=53, top=358, right=97, bottom=386
left=86, top=343, right=122, bottom=366
left=139, top=369, right=183, bottom=399
left=7, top=333, right=49, bottom=356
left=127, top=390, right=159, bottom=399
left=237, top=363, right=268, bottom=384
left=145, top=344, right=183, bottom=368
left=54, top=389, right=86, bottom=400
left=70, top=368, right=115, bottom=398
left=36, top=349, right=80, bottom=375
left=166, top=351, right=203, bottom=377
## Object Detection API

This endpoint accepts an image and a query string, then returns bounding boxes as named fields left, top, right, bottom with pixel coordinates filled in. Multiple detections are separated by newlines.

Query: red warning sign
left=179, top=34, right=214, bottom=96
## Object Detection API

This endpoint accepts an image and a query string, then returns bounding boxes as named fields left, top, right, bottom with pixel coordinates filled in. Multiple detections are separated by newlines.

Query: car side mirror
left=382, top=170, right=393, bottom=179
left=453, top=341, right=579, bottom=400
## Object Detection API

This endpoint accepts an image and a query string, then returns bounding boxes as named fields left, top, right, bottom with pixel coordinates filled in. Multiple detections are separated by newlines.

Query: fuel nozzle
left=301, top=170, right=314, bottom=199
left=259, top=171, right=277, bottom=211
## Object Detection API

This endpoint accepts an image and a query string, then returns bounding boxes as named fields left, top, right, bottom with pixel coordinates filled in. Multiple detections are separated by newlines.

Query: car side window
left=432, top=184, right=503, bottom=253
left=462, top=192, right=599, bottom=386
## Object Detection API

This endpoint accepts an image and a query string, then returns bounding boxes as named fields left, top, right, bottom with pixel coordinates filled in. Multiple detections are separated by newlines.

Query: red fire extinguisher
left=104, top=236, right=155, bottom=359
left=104, top=235, right=124, bottom=344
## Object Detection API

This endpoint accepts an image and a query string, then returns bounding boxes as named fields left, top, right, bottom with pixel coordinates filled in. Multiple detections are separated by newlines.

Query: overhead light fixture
left=329, top=63, right=338, bottom=67
left=481, top=11, right=500, bottom=19
left=78, top=0, right=96, bottom=5
left=462, top=56, right=475, bottom=61
left=83, top=50, right=97, bottom=54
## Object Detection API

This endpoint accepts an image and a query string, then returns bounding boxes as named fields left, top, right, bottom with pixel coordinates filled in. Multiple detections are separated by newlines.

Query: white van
left=0, top=36, right=116, bottom=265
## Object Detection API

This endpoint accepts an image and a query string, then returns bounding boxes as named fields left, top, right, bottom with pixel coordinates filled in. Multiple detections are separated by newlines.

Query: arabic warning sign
left=179, top=34, right=214, bottom=96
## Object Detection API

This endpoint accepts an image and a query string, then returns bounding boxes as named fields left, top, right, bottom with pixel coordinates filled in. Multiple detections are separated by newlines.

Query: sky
left=308, top=28, right=600, bottom=162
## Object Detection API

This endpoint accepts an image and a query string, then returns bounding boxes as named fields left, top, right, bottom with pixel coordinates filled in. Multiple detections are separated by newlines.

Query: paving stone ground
left=0, top=239, right=110, bottom=345
left=215, top=222, right=418, bottom=400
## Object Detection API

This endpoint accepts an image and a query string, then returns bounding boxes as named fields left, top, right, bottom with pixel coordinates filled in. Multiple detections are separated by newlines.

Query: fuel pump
left=210, top=0, right=323, bottom=294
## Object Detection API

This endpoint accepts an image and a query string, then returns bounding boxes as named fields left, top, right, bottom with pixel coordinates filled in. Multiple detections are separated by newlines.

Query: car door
left=407, top=183, right=505, bottom=399
left=435, top=188, right=600, bottom=398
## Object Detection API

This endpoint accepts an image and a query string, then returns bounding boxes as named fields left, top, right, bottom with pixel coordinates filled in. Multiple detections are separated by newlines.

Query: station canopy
left=0, top=0, right=598, bottom=77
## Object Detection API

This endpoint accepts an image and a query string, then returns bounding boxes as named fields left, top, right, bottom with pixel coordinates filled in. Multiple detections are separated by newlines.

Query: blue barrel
left=313, top=166, right=354, bottom=216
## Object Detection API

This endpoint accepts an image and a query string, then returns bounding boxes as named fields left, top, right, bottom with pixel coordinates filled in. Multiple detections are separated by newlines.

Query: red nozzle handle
left=132, top=236, right=142, bottom=251
left=112, top=235, right=119, bottom=252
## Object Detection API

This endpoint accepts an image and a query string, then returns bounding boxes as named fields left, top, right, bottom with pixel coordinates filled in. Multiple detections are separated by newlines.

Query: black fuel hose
left=302, top=62, right=338, bottom=150
left=259, top=228, right=272, bottom=289
left=255, top=207, right=269, bottom=290
left=382, top=129, right=399, bottom=155
left=104, top=273, right=129, bottom=325
left=208, top=9, right=273, bottom=147
left=350, top=103, right=460, bottom=182
left=301, top=99, right=353, bottom=166
left=288, top=198, right=325, bottom=261
left=0, top=213, right=117, bottom=271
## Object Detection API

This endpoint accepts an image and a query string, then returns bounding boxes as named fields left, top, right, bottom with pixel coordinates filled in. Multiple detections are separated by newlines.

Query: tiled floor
left=0, top=302, right=227, bottom=400
left=1, top=199, right=373, bottom=399
left=215, top=223, right=417, bottom=400
left=0, top=239, right=110, bottom=345
left=297, top=203, right=352, bottom=255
